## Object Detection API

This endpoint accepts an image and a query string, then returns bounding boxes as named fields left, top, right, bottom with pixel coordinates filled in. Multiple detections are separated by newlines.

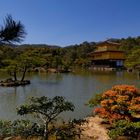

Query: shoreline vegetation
left=0, top=116, right=110, bottom=140
left=1, top=85, right=140, bottom=140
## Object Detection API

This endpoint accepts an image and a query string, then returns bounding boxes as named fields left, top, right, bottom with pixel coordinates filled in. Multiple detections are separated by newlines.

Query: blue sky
left=0, top=0, right=140, bottom=47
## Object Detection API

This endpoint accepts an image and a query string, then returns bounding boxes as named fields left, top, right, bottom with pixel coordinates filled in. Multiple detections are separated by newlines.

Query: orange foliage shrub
left=94, top=85, right=140, bottom=123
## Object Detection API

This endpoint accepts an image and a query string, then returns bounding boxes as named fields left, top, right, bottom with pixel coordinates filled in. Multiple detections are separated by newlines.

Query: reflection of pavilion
left=89, top=41, right=125, bottom=69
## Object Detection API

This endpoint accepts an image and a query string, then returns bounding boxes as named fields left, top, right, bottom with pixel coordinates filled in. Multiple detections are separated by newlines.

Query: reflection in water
left=14, top=87, right=17, bottom=95
left=0, top=71, right=139, bottom=120
left=116, top=71, right=123, bottom=77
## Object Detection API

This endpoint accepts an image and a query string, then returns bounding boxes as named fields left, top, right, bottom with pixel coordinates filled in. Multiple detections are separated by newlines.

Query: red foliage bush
left=94, top=85, right=140, bottom=123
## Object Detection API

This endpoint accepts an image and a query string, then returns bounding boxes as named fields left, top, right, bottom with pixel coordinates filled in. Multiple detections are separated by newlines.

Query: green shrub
left=0, top=120, right=44, bottom=137
left=88, top=93, right=102, bottom=107
left=108, top=120, right=140, bottom=139
left=0, top=120, right=12, bottom=136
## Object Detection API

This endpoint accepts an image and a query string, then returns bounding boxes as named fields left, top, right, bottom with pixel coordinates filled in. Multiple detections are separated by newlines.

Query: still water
left=0, top=70, right=139, bottom=121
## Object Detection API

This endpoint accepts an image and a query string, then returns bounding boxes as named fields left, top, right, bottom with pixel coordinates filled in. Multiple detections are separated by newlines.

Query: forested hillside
left=0, top=36, right=140, bottom=73
left=0, top=41, right=96, bottom=73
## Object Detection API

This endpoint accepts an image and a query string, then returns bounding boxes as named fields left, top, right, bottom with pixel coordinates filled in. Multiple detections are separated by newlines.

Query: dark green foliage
left=108, top=120, right=140, bottom=139
left=0, top=118, right=86, bottom=140
left=0, top=120, right=12, bottom=137
left=56, top=119, right=87, bottom=140
left=118, top=36, right=140, bottom=68
left=17, top=96, right=75, bottom=117
left=11, top=120, right=44, bottom=137
left=120, top=37, right=140, bottom=53
left=0, top=120, right=44, bottom=137
left=17, top=96, right=75, bottom=140
left=0, top=15, right=26, bottom=44
left=125, top=48, right=140, bottom=68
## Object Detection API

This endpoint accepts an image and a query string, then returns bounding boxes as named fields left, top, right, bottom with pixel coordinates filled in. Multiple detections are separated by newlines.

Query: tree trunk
left=21, top=66, right=27, bottom=81
left=137, top=131, right=140, bottom=140
left=14, top=67, right=17, bottom=81
left=44, top=123, right=49, bottom=140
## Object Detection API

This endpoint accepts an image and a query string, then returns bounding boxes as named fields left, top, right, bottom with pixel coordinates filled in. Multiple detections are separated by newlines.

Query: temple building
left=89, top=41, right=125, bottom=69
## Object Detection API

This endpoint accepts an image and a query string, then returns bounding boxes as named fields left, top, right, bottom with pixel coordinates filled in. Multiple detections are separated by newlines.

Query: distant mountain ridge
left=19, top=44, right=61, bottom=48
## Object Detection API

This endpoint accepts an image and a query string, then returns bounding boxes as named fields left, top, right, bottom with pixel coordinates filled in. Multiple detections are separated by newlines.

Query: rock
left=34, top=67, right=46, bottom=73
left=47, top=68, right=57, bottom=73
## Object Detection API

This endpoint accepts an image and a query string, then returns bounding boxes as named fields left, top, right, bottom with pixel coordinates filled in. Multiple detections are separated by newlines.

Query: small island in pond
left=0, top=78, right=30, bottom=87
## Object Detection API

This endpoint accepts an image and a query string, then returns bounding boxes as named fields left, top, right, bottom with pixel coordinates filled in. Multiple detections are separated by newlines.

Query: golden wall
left=91, top=51, right=125, bottom=60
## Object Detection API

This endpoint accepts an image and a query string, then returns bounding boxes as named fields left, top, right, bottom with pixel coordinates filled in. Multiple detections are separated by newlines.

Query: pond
left=0, top=70, right=139, bottom=121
